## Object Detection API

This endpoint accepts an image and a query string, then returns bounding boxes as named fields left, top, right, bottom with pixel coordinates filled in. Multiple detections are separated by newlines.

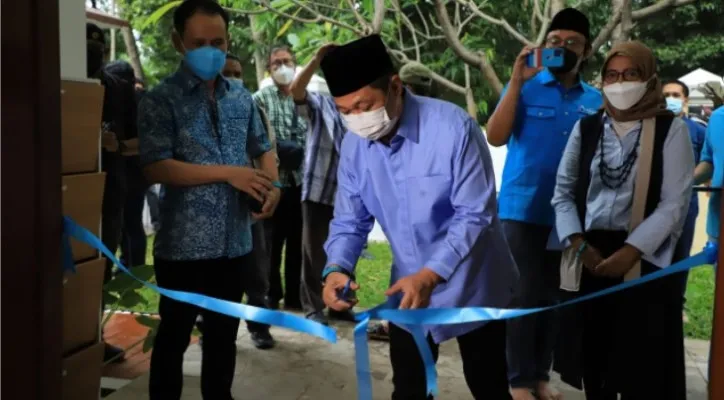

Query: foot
left=367, top=322, right=390, bottom=341
left=536, top=382, right=563, bottom=400
left=103, top=342, right=126, bottom=363
left=306, top=311, right=329, bottom=326
left=328, top=308, right=356, bottom=322
left=510, top=388, right=536, bottom=400
left=250, top=330, right=276, bottom=350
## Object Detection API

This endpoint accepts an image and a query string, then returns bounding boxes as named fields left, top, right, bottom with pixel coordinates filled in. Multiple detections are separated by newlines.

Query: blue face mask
left=184, top=46, right=226, bottom=81
left=666, top=97, right=684, bottom=115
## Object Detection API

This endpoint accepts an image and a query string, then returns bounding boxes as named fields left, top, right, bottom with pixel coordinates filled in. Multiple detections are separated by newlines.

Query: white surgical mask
left=272, top=65, right=295, bottom=85
left=603, top=81, right=649, bottom=111
left=343, top=106, right=398, bottom=140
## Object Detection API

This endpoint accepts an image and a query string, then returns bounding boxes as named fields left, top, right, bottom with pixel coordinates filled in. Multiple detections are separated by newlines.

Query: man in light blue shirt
left=695, top=105, right=724, bottom=241
left=486, top=8, right=603, bottom=400
left=319, top=35, right=518, bottom=399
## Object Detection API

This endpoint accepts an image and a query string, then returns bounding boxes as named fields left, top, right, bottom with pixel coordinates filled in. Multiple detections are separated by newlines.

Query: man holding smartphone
left=486, top=8, right=603, bottom=400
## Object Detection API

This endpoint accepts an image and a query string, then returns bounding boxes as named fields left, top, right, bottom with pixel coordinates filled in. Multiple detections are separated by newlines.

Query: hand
left=101, top=131, right=119, bottom=152
left=384, top=268, right=441, bottom=309
left=251, top=187, right=280, bottom=220
left=580, top=245, right=605, bottom=273
left=323, top=272, right=359, bottom=312
left=227, top=167, right=274, bottom=203
left=594, top=245, right=642, bottom=278
left=312, top=43, right=338, bottom=64
left=511, top=46, right=543, bottom=85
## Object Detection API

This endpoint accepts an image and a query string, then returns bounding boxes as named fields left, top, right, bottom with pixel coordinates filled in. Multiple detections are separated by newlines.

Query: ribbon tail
left=405, top=324, right=438, bottom=397
left=354, top=317, right=373, bottom=400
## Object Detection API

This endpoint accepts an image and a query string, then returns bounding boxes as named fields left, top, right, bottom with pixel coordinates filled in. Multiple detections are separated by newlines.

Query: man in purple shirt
left=319, top=35, right=518, bottom=399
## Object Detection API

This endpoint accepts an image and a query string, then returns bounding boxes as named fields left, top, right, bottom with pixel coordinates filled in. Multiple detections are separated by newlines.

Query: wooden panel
left=62, top=172, right=106, bottom=261
left=63, top=258, right=105, bottom=355
left=62, top=342, right=104, bottom=400
left=61, top=80, right=104, bottom=174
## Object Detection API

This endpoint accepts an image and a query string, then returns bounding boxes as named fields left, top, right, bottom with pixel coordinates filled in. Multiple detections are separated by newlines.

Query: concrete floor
left=107, top=320, right=710, bottom=400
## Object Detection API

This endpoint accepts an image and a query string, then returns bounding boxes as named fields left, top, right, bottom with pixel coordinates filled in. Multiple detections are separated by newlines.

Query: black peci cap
left=321, top=34, right=395, bottom=97
left=87, top=23, right=106, bottom=45
left=546, top=8, right=590, bottom=42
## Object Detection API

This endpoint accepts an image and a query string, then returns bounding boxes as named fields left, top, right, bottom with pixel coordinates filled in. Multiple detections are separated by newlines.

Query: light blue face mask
left=666, top=97, right=684, bottom=115
left=184, top=46, right=226, bottom=81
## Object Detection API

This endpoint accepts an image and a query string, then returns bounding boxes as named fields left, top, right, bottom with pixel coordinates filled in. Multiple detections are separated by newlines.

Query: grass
left=126, top=237, right=715, bottom=340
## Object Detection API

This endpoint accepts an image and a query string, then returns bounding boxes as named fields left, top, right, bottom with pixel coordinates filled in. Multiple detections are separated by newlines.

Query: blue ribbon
left=63, top=215, right=718, bottom=400
left=351, top=246, right=718, bottom=400
left=62, top=216, right=337, bottom=343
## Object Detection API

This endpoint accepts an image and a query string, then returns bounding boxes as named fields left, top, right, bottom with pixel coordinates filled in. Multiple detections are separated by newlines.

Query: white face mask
left=603, top=81, right=649, bottom=110
left=343, top=106, right=398, bottom=140
left=272, top=65, right=295, bottom=85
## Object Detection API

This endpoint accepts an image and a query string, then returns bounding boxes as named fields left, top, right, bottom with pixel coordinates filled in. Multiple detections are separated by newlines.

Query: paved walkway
left=107, top=320, right=709, bottom=399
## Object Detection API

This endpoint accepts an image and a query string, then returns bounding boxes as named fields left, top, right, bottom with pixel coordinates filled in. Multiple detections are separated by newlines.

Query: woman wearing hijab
left=551, top=41, right=694, bottom=399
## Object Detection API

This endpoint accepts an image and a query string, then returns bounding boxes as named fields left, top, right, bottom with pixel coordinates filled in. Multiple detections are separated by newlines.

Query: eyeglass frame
left=602, top=68, right=643, bottom=84
left=545, top=36, right=586, bottom=51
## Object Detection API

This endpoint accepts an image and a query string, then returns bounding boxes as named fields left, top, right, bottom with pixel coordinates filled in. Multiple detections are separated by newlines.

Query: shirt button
left=564, top=112, right=569, bottom=116
left=563, top=131, right=568, bottom=135
left=538, top=112, right=543, bottom=116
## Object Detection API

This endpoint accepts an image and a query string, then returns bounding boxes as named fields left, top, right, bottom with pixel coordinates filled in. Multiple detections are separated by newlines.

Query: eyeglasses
left=603, top=68, right=642, bottom=84
left=270, top=59, right=294, bottom=69
left=546, top=36, right=585, bottom=50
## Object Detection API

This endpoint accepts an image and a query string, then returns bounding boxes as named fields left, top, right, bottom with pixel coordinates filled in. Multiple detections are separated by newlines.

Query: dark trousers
left=149, top=256, right=246, bottom=400
left=300, top=201, right=334, bottom=315
left=389, top=322, right=511, bottom=400
left=245, top=221, right=272, bottom=333
left=101, top=151, right=126, bottom=326
left=120, top=155, right=147, bottom=268
left=672, top=210, right=698, bottom=302
left=502, top=220, right=560, bottom=389
left=268, top=185, right=303, bottom=307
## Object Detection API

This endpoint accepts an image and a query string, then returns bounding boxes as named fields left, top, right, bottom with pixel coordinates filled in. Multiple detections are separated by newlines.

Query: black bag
left=276, top=106, right=305, bottom=171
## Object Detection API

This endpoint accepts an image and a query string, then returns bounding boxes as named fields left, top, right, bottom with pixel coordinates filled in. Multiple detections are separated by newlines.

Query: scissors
left=337, top=278, right=356, bottom=302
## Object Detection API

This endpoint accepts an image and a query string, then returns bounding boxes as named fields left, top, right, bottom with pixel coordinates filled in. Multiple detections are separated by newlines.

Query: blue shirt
left=701, top=106, right=724, bottom=239
left=296, top=92, right=346, bottom=206
left=497, top=69, right=603, bottom=226
left=683, top=117, right=706, bottom=218
left=138, top=65, right=271, bottom=261
left=324, top=93, right=518, bottom=343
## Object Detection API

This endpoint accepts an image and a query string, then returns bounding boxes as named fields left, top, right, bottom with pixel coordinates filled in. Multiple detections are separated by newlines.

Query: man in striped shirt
left=290, top=44, right=354, bottom=324
left=253, top=46, right=308, bottom=310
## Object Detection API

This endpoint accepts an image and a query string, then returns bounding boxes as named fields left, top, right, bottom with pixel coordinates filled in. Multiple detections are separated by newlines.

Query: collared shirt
left=253, top=85, right=308, bottom=187
left=497, top=69, right=603, bottom=226
left=296, top=92, right=346, bottom=206
left=701, top=106, right=724, bottom=239
left=683, top=116, right=706, bottom=218
left=138, top=65, right=271, bottom=261
left=552, top=115, right=694, bottom=267
left=324, top=93, right=518, bottom=343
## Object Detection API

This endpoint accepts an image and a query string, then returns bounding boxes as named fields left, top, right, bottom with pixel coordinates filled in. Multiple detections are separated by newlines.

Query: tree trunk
left=249, top=15, right=266, bottom=87
left=611, top=0, right=633, bottom=43
left=121, top=27, right=145, bottom=82
left=550, top=0, right=566, bottom=16
left=464, top=64, right=478, bottom=119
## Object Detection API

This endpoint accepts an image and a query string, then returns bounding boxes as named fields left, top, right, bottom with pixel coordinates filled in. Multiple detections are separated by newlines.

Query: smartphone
left=526, top=48, right=565, bottom=68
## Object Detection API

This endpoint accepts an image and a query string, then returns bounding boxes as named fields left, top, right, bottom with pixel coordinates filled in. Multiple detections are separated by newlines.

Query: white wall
left=59, top=0, right=87, bottom=79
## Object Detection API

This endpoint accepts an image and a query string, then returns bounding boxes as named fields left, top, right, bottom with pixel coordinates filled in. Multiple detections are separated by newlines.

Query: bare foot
left=510, top=388, right=537, bottom=400
left=536, top=382, right=564, bottom=400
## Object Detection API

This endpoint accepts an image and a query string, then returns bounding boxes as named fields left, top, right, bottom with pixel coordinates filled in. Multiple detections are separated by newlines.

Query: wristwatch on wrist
left=272, top=181, right=283, bottom=189
left=321, top=265, right=353, bottom=283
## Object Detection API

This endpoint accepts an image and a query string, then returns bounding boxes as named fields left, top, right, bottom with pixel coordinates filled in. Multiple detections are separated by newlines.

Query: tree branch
left=414, top=3, right=433, bottom=37
left=590, top=5, right=624, bottom=53
left=371, top=0, right=386, bottom=34
left=454, top=0, right=534, bottom=46
left=391, top=50, right=467, bottom=94
left=345, top=0, right=371, bottom=32
left=631, top=0, right=697, bottom=20
left=255, top=0, right=364, bottom=36
left=433, top=0, right=503, bottom=94
left=391, top=0, right=421, bottom=60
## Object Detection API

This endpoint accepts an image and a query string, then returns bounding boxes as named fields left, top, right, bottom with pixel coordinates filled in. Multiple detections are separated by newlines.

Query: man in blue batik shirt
left=486, top=8, right=603, bottom=400
left=138, top=1, right=280, bottom=399
left=320, top=34, right=518, bottom=400
left=663, top=80, right=707, bottom=308
left=695, top=105, right=724, bottom=244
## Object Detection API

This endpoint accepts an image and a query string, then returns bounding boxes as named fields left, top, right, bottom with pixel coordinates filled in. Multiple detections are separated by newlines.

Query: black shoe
left=250, top=330, right=276, bottom=350
left=306, top=311, right=329, bottom=326
left=265, top=297, right=280, bottom=310
left=103, top=342, right=126, bottom=363
left=328, top=309, right=356, bottom=322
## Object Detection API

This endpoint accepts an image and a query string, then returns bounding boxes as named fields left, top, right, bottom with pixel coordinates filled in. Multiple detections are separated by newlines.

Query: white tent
left=678, top=68, right=724, bottom=106
left=259, top=66, right=330, bottom=95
